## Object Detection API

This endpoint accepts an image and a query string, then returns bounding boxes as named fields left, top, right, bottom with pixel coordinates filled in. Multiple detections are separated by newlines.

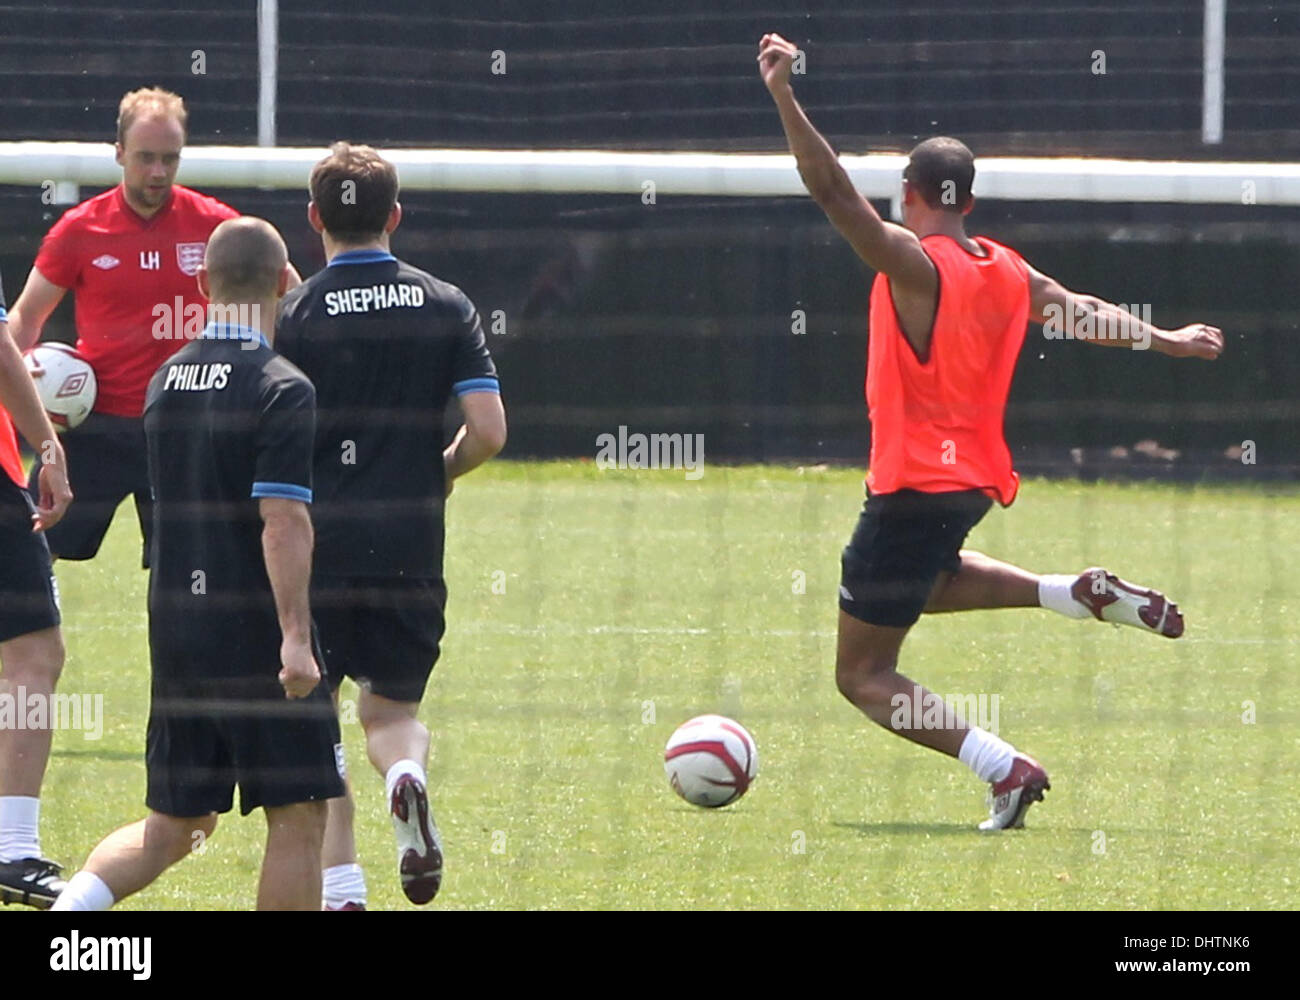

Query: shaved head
left=203, top=216, right=288, bottom=302
left=904, top=137, right=975, bottom=213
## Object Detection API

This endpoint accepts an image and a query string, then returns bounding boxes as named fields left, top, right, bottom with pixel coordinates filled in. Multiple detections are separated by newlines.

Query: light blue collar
left=328, top=249, right=397, bottom=267
left=199, top=322, right=269, bottom=348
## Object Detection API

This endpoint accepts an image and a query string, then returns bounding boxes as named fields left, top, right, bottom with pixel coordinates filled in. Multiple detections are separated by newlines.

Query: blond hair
left=116, top=88, right=188, bottom=146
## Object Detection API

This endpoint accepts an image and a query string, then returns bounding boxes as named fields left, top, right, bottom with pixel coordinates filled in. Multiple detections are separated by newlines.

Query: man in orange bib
left=760, top=33, right=1224, bottom=829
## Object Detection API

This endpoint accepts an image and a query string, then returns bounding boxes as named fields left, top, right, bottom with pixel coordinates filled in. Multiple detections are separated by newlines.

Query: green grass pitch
left=23, top=462, right=1300, bottom=909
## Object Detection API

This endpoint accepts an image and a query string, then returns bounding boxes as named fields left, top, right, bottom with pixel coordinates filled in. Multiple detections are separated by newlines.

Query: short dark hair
left=903, top=137, right=975, bottom=212
left=309, top=141, right=398, bottom=243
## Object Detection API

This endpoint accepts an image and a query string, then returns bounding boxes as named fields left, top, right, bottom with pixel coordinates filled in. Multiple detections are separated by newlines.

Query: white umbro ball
left=664, top=714, right=759, bottom=808
left=25, top=343, right=97, bottom=431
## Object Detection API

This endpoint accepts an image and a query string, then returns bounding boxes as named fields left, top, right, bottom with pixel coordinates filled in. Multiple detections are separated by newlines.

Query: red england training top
left=865, top=234, right=1029, bottom=506
left=34, top=184, right=239, bottom=417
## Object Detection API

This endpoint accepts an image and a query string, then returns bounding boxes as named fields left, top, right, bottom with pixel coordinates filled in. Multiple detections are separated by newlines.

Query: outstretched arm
left=758, top=33, right=935, bottom=293
left=1027, top=265, right=1224, bottom=359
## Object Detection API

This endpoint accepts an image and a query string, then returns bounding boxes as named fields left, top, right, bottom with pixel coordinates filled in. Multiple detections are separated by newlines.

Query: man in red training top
left=2, top=87, right=301, bottom=905
left=760, top=33, right=1223, bottom=829
left=5, top=87, right=299, bottom=568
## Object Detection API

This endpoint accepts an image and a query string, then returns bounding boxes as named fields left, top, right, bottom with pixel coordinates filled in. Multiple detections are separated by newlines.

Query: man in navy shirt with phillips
left=54, top=217, right=344, bottom=910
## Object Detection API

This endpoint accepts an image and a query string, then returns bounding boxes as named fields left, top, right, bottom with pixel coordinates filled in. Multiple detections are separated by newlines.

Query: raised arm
left=758, top=33, right=935, bottom=292
left=1027, top=265, right=1224, bottom=360
left=5, top=268, right=68, bottom=352
left=258, top=496, right=319, bottom=699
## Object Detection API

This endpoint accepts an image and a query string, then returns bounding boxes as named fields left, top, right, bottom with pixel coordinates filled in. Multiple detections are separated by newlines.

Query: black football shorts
left=312, top=576, right=447, bottom=704
left=27, top=413, right=152, bottom=567
left=145, top=653, right=346, bottom=818
left=0, top=478, right=61, bottom=643
left=839, top=487, right=993, bottom=629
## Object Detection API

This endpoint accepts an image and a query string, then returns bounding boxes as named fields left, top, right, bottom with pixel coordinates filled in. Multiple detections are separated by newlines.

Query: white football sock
left=385, top=759, right=427, bottom=803
left=49, top=870, right=115, bottom=911
left=959, top=728, right=1018, bottom=784
left=1038, top=574, right=1091, bottom=619
left=0, top=796, right=42, bottom=862
left=322, top=863, right=368, bottom=910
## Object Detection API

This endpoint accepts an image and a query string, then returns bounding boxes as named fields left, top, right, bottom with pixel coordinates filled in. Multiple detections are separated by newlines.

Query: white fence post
left=1203, top=0, right=1226, bottom=145
left=258, top=0, right=279, bottom=147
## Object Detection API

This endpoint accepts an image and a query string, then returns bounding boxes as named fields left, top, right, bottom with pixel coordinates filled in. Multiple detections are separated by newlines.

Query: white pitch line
left=55, top=618, right=1294, bottom=645
left=458, top=623, right=835, bottom=638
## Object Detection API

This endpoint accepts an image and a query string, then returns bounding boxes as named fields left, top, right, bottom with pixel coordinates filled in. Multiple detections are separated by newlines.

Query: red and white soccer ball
left=664, top=714, right=759, bottom=808
left=25, top=343, right=97, bottom=431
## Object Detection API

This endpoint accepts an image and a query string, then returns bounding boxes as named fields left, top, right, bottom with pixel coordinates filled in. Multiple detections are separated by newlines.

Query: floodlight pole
left=258, top=0, right=278, bottom=147
left=1202, top=0, right=1226, bottom=144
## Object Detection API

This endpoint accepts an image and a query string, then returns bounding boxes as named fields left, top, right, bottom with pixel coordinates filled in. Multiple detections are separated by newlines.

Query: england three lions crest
left=175, top=242, right=206, bottom=276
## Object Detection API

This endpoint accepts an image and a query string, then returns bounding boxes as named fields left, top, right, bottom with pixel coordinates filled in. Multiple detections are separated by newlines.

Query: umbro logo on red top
left=91, top=254, right=120, bottom=270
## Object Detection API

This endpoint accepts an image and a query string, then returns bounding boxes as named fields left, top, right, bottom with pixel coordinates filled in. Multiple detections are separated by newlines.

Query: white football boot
left=1070, top=568, right=1184, bottom=638
left=979, top=755, right=1051, bottom=831
left=390, top=774, right=443, bottom=904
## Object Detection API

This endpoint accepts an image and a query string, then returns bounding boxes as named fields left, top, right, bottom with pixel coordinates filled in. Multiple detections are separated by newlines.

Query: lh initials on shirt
left=140, top=250, right=161, bottom=270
